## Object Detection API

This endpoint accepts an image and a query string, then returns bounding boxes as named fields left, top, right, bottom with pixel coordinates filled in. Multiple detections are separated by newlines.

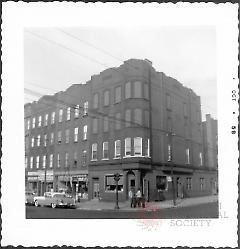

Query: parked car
left=25, top=191, right=36, bottom=205
left=34, top=192, right=76, bottom=209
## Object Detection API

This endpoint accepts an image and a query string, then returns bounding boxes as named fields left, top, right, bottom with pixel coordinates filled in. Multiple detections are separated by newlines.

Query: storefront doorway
left=93, top=180, right=100, bottom=199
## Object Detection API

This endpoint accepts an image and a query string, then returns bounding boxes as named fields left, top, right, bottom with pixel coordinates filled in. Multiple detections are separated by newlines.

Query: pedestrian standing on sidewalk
left=129, top=189, right=134, bottom=208
left=136, top=188, right=142, bottom=207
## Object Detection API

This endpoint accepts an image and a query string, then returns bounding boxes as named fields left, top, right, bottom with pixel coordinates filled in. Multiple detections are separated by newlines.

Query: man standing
left=128, top=189, right=134, bottom=208
left=136, top=188, right=142, bottom=207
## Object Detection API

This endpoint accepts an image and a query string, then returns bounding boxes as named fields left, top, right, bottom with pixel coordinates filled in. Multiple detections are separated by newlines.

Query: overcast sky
left=24, top=26, right=217, bottom=120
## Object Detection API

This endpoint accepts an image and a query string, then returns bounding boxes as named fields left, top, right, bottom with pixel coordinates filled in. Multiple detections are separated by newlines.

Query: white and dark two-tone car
left=34, top=192, right=76, bottom=209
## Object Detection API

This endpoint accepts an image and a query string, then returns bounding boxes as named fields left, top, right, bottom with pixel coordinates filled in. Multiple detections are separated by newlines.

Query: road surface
left=26, top=201, right=218, bottom=219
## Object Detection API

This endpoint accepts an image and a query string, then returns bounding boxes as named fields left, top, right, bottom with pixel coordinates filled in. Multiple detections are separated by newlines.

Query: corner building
left=87, top=59, right=217, bottom=201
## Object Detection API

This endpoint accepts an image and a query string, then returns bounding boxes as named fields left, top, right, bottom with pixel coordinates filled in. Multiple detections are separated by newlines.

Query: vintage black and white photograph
left=1, top=2, right=238, bottom=247
left=24, top=26, right=219, bottom=219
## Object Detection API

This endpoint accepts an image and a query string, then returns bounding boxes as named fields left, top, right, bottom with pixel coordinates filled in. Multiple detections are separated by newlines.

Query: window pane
left=103, top=142, right=109, bottom=159
left=115, top=140, right=121, bottom=158
left=134, top=137, right=142, bottom=156
left=144, top=83, right=149, bottom=99
left=104, top=90, right=110, bottom=106
left=103, top=116, right=109, bottom=132
left=125, top=82, right=131, bottom=99
left=93, top=94, right=99, bottom=109
left=75, top=105, right=79, bottom=118
left=125, top=138, right=131, bottom=156
left=115, top=86, right=121, bottom=103
left=84, top=101, right=88, bottom=115
left=134, top=109, right=142, bottom=125
left=93, top=118, right=98, bottom=133
left=134, top=81, right=142, bottom=98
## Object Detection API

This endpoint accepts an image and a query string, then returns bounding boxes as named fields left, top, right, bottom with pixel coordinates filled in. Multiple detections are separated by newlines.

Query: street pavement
left=26, top=195, right=218, bottom=219
left=26, top=201, right=218, bottom=219
left=75, top=194, right=218, bottom=211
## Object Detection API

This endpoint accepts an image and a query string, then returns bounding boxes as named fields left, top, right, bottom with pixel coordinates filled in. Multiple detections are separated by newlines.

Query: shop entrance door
left=93, top=182, right=100, bottom=199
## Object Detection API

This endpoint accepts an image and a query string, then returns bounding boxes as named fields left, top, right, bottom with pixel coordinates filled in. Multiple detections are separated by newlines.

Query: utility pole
left=168, top=132, right=176, bottom=206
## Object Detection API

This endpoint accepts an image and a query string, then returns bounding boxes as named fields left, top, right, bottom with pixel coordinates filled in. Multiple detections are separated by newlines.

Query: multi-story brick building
left=25, top=58, right=218, bottom=201
left=25, top=84, right=90, bottom=196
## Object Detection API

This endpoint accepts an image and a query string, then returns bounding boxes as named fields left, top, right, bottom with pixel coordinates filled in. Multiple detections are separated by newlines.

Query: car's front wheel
left=34, top=200, right=39, bottom=207
left=51, top=203, right=56, bottom=209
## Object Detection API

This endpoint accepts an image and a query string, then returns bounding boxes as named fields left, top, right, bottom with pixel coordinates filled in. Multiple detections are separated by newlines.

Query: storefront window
left=156, top=176, right=167, bottom=190
left=105, top=175, right=123, bottom=192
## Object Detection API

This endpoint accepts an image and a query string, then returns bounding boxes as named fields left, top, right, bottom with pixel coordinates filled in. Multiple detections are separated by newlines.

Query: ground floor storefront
left=88, top=163, right=218, bottom=202
left=26, top=170, right=88, bottom=198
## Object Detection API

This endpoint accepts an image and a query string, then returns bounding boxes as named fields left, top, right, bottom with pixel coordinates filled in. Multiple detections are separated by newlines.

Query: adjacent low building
left=25, top=58, right=218, bottom=201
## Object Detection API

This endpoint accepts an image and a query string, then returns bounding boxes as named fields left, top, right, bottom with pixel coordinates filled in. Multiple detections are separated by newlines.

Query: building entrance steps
left=76, top=195, right=218, bottom=211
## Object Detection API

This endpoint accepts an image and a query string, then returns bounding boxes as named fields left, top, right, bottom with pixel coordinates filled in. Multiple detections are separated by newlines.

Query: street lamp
left=114, top=173, right=120, bottom=210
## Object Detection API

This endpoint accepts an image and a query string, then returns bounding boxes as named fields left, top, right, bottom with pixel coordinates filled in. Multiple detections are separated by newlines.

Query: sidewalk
left=76, top=195, right=218, bottom=211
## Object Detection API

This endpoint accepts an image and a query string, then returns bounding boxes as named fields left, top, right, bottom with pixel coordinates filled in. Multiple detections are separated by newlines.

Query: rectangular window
left=44, top=114, right=48, bottom=126
left=134, top=81, right=142, bottom=98
left=144, top=83, right=149, bottom=99
left=65, top=129, right=70, bottom=143
left=27, top=119, right=30, bottom=130
left=82, top=150, right=87, bottom=166
left=167, top=144, right=172, bottom=162
left=105, top=175, right=123, bottom=192
left=50, top=132, right=54, bottom=144
left=186, top=177, right=192, bottom=190
left=125, top=82, right=131, bottom=99
left=186, top=148, right=190, bottom=164
left=92, top=118, right=98, bottom=133
left=25, top=157, right=28, bottom=168
left=58, top=131, right=62, bottom=144
left=73, top=151, right=78, bottom=166
left=134, top=137, right=142, bottom=156
left=92, top=143, right=97, bottom=160
left=114, top=140, right=121, bottom=158
left=145, top=139, right=150, bottom=157
left=75, top=105, right=80, bottom=118
left=104, top=90, right=110, bottom=106
left=134, top=109, right=142, bottom=125
left=57, top=154, right=60, bottom=168
left=36, top=156, right=40, bottom=169
left=125, top=138, right=131, bottom=157
left=37, top=135, right=41, bottom=146
left=200, top=178, right=205, bottom=191
left=199, top=152, right=203, bottom=166
left=125, top=109, right=131, bottom=127
left=30, top=157, right=33, bottom=169
left=44, top=134, right=47, bottom=147
left=32, top=117, right=36, bottom=128
left=102, top=142, right=109, bottom=159
left=74, top=127, right=78, bottom=142
left=115, top=113, right=121, bottom=130
left=83, top=101, right=88, bottom=115
left=103, top=116, right=109, bottom=132
left=65, top=153, right=69, bottom=167
left=42, top=155, right=46, bottom=169
left=59, top=109, right=63, bottom=122
left=31, top=137, right=35, bottom=147
left=93, top=93, right=99, bottom=109
left=38, top=116, right=42, bottom=127
left=51, top=112, right=55, bottom=124
left=83, top=125, right=87, bottom=140
left=115, top=86, right=121, bottom=103
left=166, top=94, right=171, bottom=110
left=49, top=154, right=53, bottom=168
left=67, top=107, right=71, bottom=121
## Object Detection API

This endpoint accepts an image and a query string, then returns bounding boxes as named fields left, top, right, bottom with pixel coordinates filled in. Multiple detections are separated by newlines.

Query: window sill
left=113, top=157, right=121, bottom=160
left=101, top=158, right=109, bottom=161
left=91, top=159, right=98, bottom=162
